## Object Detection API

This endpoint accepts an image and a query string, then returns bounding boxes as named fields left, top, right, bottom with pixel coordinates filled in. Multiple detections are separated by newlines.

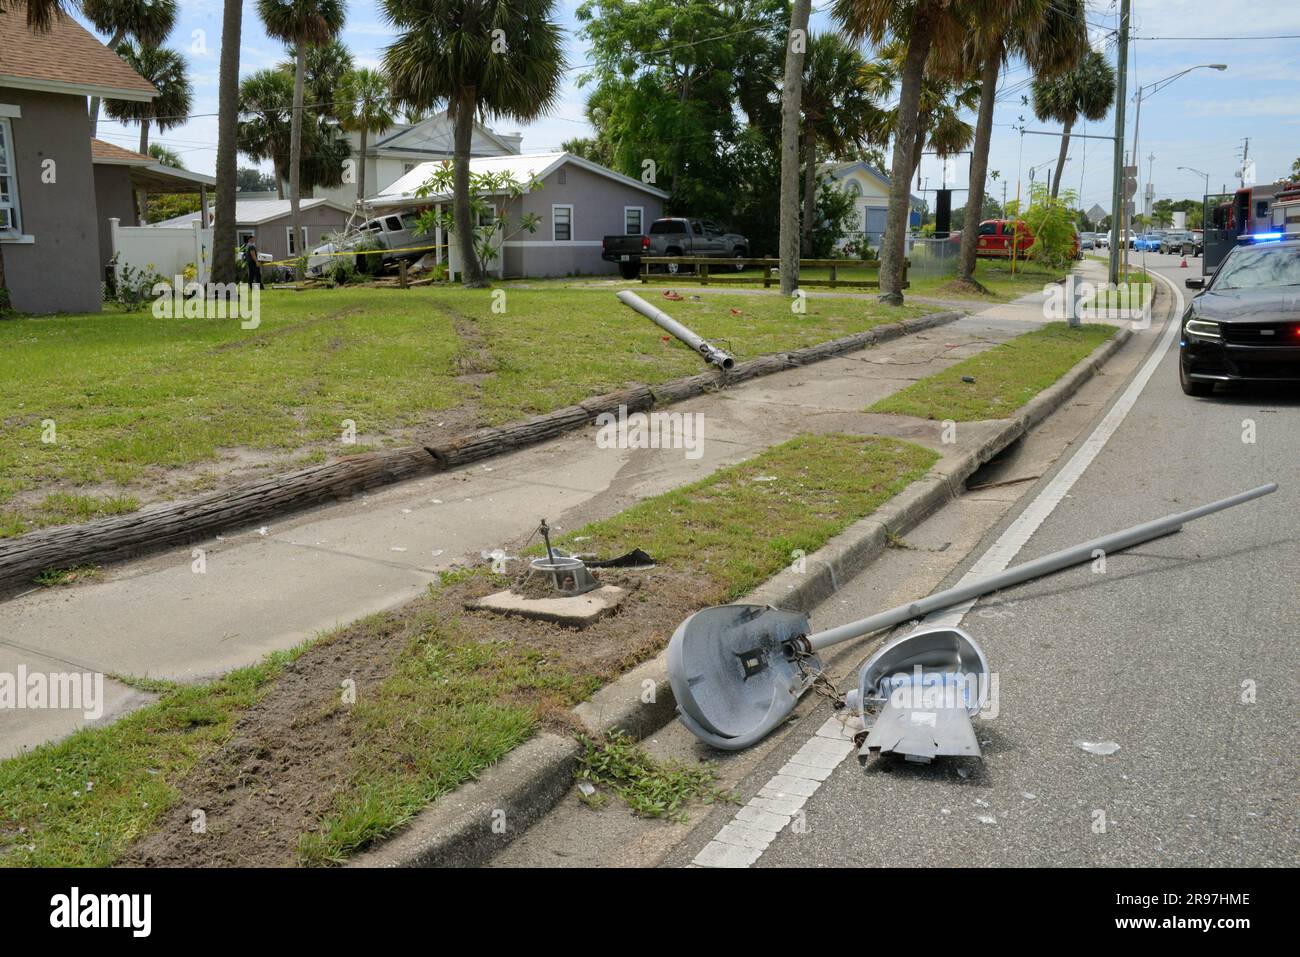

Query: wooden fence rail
left=637, top=256, right=909, bottom=290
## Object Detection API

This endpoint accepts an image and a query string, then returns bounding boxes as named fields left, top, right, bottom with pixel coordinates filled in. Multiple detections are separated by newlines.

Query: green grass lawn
left=301, top=432, right=938, bottom=863
left=869, top=322, right=1117, bottom=421
left=0, top=432, right=937, bottom=867
left=0, top=287, right=923, bottom=537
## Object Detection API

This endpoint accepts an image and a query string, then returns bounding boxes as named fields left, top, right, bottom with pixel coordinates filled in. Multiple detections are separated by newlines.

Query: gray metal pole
left=804, top=483, right=1276, bottom=653
left=617, top=290, right=736, bottom=370
left=1109, top=0, right=1131, bottom=285
left=1126, top=86, right=1142, bottom=281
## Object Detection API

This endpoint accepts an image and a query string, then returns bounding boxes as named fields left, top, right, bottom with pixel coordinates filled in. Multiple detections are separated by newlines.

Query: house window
left=477, top=206, right=497, bottom=228
left=557, top=168, right=567, bottom=185
left=552, top=204, right=573, bottom=242
left=0, top=118, right=21, bottom=235
left=237, top=229, right=256, bottom=247
left=624, top=206, right=643, bottom=236
left=285, top=225, right=309, bottom=255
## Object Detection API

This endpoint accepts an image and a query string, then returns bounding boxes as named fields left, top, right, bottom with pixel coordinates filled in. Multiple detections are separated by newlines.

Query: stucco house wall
left=500, top=162, right=666, bottom=278
left=0, top=88, right=104, bottom=313
left=245, top=204, right=350, bottom=262
left=93, top=162, right=137, bottom=275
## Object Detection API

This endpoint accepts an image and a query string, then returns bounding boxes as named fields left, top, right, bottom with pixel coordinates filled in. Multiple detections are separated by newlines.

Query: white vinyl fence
left=109, top=217, right=213, bottom=286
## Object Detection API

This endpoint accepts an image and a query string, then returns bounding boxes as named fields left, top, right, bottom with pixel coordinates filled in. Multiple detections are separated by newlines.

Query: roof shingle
left=0, top=3, right=157, bottom=100
left=90, top=138, right=153, bottom=165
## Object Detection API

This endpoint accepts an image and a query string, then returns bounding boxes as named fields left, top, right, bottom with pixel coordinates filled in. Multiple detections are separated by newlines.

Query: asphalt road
left=680, top=254, right=1299, bottom=867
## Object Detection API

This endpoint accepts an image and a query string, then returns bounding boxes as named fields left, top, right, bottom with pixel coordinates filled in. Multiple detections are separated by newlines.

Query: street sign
left=1123, top=165, right=1138, bottom=198
left=1088, top=203, right=1108, bottom=222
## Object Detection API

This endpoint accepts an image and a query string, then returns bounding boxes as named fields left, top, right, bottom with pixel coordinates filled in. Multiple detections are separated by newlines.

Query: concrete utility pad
left=467, top=585, right=628, bottom=627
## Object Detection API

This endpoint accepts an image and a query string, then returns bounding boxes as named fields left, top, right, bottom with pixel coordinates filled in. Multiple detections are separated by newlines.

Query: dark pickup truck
left=602, top=217, right=750, bottom=279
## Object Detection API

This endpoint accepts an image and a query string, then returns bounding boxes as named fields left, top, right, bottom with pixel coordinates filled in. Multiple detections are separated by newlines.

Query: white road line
left=691, top=271, right=1184, bottom=869
left=922, top=270, right=1183, bottom=629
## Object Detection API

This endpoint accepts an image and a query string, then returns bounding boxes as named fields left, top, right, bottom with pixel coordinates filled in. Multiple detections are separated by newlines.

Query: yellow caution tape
left=256, top=241, right=451, bottom=269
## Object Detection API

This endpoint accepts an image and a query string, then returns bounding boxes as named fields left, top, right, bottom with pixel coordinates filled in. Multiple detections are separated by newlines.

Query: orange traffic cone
left=1180, top=257, right=1188, bottom=268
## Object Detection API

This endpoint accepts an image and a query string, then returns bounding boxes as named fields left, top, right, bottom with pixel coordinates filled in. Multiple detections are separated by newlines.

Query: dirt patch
left=937, top=277, right=993, bottom=298
left=118, top=561, right=717, bottom=867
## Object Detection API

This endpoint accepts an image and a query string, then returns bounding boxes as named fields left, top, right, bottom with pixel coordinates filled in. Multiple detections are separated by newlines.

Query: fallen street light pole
left=617, top=290, right=736, bottom=371
left=667, top=483, right=1278, bottom=752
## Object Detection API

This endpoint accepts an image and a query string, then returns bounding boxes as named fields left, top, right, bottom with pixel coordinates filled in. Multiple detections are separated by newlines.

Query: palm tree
left=833, top=0, right=973, bottom=304
left=336, top=68, right=396, bottom=204
left=799, top=33, right=872, bottom=256
left=777, top=0, right=813, bottom=295
left=211, top=0, right=243, bottom=284
left=1, top=0, right=66, bottom=31
left=84, top=0, right=179, bottom=134
left=383, top=0, right=566, bottom=289
left=148, top=142, right=184, bottom=167
left=239, top=67, right=350, bottom=200
left=949, top=0, right=1086, bottom=287
left=104, top=42, right=193, bottom=154
left=1032, top=47, right=1116, bottom=198
left=238, top=68, right=296, bottom=197
left=300, top=38, right=354, bottom=116
left=256, top=0, right=346, bottom=275
left=857, top=42, right=979, bottom=185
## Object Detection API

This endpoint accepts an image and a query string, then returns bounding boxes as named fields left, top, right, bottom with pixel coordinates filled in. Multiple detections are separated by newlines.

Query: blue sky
left=83, top=0, right=1300, bottom=214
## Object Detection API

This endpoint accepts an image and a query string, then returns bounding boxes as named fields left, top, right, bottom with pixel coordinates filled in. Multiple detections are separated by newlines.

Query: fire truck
left=1268, top=184, right=1300, bottom=237
left=1202, top=181, right=1300, bottom=273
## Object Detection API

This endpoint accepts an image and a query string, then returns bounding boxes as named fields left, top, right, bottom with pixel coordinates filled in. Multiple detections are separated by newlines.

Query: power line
left=1132, top=33, right=1300, bottom=40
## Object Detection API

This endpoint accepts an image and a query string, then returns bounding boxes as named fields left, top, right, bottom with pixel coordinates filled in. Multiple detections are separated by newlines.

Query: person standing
left=243, top=238, right=262, bottom=287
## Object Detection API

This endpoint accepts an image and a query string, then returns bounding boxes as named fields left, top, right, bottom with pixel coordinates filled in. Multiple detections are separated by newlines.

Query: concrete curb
left=348, top=733, right=580, bottom=868
left=353, top=316, right=1144, bottom=868
left=0, top=311, right=962, bottom=597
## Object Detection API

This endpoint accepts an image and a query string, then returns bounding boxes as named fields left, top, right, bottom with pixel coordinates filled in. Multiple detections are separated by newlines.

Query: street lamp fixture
left=1180, top=165, right=1213, bottom=236
left=1125, top=65, right=1228, bottom=275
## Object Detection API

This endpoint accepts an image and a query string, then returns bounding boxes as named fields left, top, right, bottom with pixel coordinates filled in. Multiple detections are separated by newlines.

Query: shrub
left=1010, top=182, right=1079, bottom=270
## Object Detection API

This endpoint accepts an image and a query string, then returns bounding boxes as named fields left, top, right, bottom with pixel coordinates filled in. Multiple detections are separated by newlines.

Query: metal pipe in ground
left=617, top=290, right=736, bottom=370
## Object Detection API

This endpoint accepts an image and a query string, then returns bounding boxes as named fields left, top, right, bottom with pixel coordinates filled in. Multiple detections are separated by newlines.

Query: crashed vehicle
left=305, top=211, right=434, bottom=278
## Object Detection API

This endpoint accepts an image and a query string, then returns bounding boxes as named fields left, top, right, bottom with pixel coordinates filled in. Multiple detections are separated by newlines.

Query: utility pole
left=1239, top=137, right=1251, bottom=187
left=1109, top=0, right=1131, bottom=284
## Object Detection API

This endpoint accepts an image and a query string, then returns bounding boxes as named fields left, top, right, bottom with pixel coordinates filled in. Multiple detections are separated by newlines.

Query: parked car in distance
left=1179, top=238, right=1300, bottom=396
left=1079, top=231, right=1097, bottom=250
left=1190, top=229, right=1204, bottom=257
left=305, top=212, right=431, bottom=278
left=1159, top=230, right=1195, bottom=254
left=1094, top=232, right=1109, bottom=249
left=602, top=217, right=750, bottom=279
left=1133, top=231, right=1167, bottom=252
left=972, top=219, right=1080, bottom=261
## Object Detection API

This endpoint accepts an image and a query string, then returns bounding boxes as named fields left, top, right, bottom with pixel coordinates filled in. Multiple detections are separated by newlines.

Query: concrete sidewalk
left=1, top=292, right=1056, bottom=757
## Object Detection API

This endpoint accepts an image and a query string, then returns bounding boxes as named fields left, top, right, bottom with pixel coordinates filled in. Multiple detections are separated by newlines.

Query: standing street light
left=1179, top=165, right=1212, bottom=235
left=1125, top=64, right=1227, bottom=276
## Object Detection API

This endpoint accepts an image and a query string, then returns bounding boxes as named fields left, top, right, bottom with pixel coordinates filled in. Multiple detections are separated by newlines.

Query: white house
left=825, top=161, right=924, bottom=250
left=308, top=111, right=524, bottom=209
